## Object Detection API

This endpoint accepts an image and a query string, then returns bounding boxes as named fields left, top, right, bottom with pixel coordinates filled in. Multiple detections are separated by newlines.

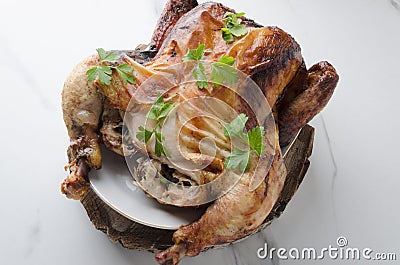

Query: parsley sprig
left=221, top=12, right=248, bottom=43
left=86, top=48, right=136, bottom=86
left=182, top=43, right=208, bottom=88
left=210, top=55, right=238, bottom=87
left=136, top=94, right=175, bottom=157
left=182, top=43, right=205, bottom=61
left=224, top=114, right=266, bottom=173
left=182, top=43, right=238, bottom=89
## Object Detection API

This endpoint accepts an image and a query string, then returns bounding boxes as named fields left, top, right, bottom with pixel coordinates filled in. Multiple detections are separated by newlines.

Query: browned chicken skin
left=97, top=3, right=303, bottom=112
left=278, top=61, right=339, bottom=146
left=155, top=129, right=286, bottom=265
left=61, top=55, right=102, bottom=199
left=149, top=0, right=199, bottom=52
left=61, top=0, right=198, bottom=199
left=61, top=0, right=338, bottom=264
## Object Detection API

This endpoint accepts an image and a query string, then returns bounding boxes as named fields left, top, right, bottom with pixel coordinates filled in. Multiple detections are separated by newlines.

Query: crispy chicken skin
left=149, top=0, right=199, bottom=52
left=227, top=26, right=302, bottom=107
left=276, top=61, right=307, bottom=110
left=61, top=1, right=339, bottom=263
left=61, top=55, right=102, bottom=199
left=155, top=129, right=286, bottom=265
left=92, top=4, right=302, bottom=201
left=278, top=61, right=339, bottom=146
left=99, top=3, right=303, bottom=111
left=61, top=0, right=198, bottom=199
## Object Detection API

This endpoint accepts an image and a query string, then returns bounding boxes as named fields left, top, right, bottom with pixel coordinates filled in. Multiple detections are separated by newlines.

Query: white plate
left=90, top=147, right=205, bottom=230
left=90, top=130, right=298, bottom=231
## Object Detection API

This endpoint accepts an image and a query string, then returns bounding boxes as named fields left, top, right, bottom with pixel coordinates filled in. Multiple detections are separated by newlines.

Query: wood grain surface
left=81, top=125, right=315, bottom=251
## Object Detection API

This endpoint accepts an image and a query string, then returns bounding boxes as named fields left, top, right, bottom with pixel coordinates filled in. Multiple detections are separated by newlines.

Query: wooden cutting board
left=80, top=124, right=314, bottom=251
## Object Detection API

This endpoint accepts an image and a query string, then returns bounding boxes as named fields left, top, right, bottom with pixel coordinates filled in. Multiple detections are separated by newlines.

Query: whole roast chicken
left=61, top=0, right=338, bottom=264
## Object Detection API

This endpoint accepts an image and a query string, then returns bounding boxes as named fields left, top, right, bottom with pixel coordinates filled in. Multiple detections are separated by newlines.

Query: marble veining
left=230, top=246, right=241, bottom=265
left=320, top=115, right=339, bottom=235
left=24, top=211, right=41, bottom=259
left=391, top=0, right=400, bottom=11
left=320, top=116, right=338, bottom=192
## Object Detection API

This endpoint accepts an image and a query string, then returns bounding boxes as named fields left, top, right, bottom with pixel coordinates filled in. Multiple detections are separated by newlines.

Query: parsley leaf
left=192, top=62, right=209, bottom=89
left=86, top=65, right=112, bottom=85
left=182, top=44, right=238, bottom=89
left=210, top=56, right=238, bottom=87
left=146, top=94, right=175, bottom=121
left=218, top=55, right=235, bottom=66
left=182, top=43, right=205, bottom=61
left=136, top=126, right=154, bottom=143
left=155, top=131, right=165, bottom=142
left=116, top=64, right=136, bottom=84
left=96, top=48, right=107, bottom=61
left=221, top=12, right=248, bottom=43
left=86, top=67, right=100, bottom=82
left=221, top=28, right=234, bottom=43
left=223, top=113, right=248, bottom=140
left=137, top=93, right=174, bottom=157
left=146, top=94, right=165, bottom=120
left=158, top=102, right=176, bottom=120
left=224, top=113, right=267, bottom=173
left=224, top=147, right=250, bottom=173
left=96, top=66, right=113, bottom=85
left=224, top=12, right=244, bottom=28
left=86, top=48, right=136, bottom=85
left=235, top=12, right=246, bottom=18
left=98, top=48, right=119, bottom=63
left=248, top=126, right=266, bottom=157
left=154, top=138, right=164, bottom=157
left=183, top=44, right=209, bottom=89
left=229, top=24, right=247, bottom=37
left=155, top=135, right=170, bottom=157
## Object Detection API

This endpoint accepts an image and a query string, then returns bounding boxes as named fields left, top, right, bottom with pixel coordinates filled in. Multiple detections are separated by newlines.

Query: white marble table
left=0, top=0, right=399, bottom=264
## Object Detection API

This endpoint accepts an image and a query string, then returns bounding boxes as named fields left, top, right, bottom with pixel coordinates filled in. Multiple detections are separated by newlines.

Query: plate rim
left=90, top=129, right=300, bottom=230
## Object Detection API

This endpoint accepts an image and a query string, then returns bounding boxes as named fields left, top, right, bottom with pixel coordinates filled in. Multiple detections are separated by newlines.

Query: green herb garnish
left=210, top=55, right=238, bottom=87
left=182, top=43, right=205, bottom=61
left=145, top=93, right=175, bottom=122
left=223, top=114, right=248, bottom=140
left=221, top=12, right=248, bottom=43
left=136, top=93, right=174, bottom=157
left=224, top=113, right=266, bottom=173
left=182, top=44, right=237, bottom=89
left=183, top=43, right=209, bottom=89
left=192, top=60, right=209, bottom=89
left=86, top=48, right=136, bottom=86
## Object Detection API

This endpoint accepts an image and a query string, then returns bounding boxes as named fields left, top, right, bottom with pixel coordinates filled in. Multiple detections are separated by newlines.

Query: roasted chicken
left=61, top=0, right=339, bottom=264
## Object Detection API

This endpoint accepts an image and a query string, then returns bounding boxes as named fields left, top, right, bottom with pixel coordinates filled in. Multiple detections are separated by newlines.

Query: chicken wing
left=61, top=0, right=197, bottom=199
left=278, top=61, right=339, bottom=146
